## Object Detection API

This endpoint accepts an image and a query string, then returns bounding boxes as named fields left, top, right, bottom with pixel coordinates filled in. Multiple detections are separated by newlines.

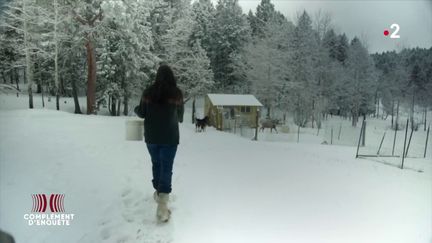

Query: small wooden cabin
left=204, top=94, right=263, bottom=131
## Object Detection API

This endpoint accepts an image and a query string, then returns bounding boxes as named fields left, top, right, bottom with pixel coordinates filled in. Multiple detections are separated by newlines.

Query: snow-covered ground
left=0, top=94, right=431, bottom=243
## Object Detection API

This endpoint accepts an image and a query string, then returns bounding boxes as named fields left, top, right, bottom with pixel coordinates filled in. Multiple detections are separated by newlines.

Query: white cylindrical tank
left=125, top=119, right=144, bottom=141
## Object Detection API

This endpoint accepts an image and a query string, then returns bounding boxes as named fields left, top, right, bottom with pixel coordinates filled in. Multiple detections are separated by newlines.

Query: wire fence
left=225, top=116, right=430, bottom=160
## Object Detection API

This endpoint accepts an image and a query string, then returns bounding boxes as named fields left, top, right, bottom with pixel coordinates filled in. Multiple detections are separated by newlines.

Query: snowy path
left=0, top=109, right=431, bottom=243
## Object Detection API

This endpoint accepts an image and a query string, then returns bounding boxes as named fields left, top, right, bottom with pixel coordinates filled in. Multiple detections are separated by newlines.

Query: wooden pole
left=377, top=131, right=386, bottom=155
left=425, top=125, right=430, bottom=158
left=338, top=123, right=342, bottom=140
left=358, top=154, right=399, bottom=158
left=356, top=119, right=365, bottom=158
left=331, top=127, right=333, bottom=145
left=361, top=118, right=366, bottom=146
left=392, top=121, right=398, bottom=156
left=192, top=97, right=195, bottom=124
left=404, top=128, right=414, bottom=157
left=401, top=119, right=409, bottom=169
left=253, top=109, right=259, bottom=141
left=297, top=125, right=300, bottom=143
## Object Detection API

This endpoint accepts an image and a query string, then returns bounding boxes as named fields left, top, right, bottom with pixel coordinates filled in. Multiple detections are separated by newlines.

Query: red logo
left=32, top=194, right=65, bottom=213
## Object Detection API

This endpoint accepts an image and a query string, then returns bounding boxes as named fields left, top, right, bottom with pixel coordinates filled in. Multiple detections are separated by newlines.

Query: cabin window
left=240, top=106, right=251, bottom=113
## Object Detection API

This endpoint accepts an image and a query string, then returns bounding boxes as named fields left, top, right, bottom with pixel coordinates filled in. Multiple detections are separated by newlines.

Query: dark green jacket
left=134, top=101, right=184, bottom=145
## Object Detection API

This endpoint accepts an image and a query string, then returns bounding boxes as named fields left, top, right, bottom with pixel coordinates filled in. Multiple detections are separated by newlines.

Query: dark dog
left=195, top=116, right=209, bottom=132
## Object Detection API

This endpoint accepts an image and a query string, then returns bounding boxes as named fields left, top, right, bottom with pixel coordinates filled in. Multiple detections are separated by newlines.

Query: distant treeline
left=0, top=0, right=430, bottom=128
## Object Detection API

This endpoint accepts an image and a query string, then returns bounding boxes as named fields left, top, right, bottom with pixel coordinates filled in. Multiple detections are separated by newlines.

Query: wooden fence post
left=401, top=119, right=409, bottom=169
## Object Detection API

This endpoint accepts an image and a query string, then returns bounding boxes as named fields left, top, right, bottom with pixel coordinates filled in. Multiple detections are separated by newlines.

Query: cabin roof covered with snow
left=207, top=94, right=263, bottom=107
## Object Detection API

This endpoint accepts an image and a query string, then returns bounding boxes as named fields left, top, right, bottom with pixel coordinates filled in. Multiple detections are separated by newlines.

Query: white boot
left=153, top=191, right=159, bottom=203
left=156, top=193, right=170, bottom=222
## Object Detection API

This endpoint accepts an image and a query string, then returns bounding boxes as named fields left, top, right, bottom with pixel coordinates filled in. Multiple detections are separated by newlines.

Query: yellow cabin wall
left=204, top=95, right=261, bottom=130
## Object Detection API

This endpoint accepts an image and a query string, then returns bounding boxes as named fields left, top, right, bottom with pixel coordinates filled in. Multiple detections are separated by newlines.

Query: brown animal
left=195, top=116, right=209, bottom=132
left=260, top=119, right=279, bottom=133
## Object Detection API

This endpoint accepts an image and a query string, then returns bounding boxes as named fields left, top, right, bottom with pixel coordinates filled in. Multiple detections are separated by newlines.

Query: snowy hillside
left=0, top=94, right=431, bottom=243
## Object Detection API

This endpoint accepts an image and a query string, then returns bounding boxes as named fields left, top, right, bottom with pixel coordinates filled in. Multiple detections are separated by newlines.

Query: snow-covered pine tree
left=247, top=9, right=259, bottom=37
left=323, top=29, right=339, bottom=61
left=245, top=11, right=292, bottom=118
left=423, top=50, right=432, bottom=130
left=407, top=63, right=426, bottom=130
left=336, top=33, right=349, bottom=65
left=310, top=11, right=334, bottom=128
left=346, top=37, right=377, bottom=126
left=0, top=8, right=21, bottom=91
left=252, top=0, right=285, bottom=38
left=155, top=2, right=214, bottom=122
left=190, top=0, right=215, bottom=59
left=377, top=51, right=405, bottom=129
left=253, top=0, right=275, bottom=38
left=328, top=33, right=351, bottom=117
left=161, top=6, right=214, bottom=101
left=22, top=0, right=71, bottom=110
left=97, top=0, right=156, bottom=116
left=70, top=0, right=104, bottom=114
left=387, top=53, right=408, bottom=130
left=1, top=0, right=43, bottom=108
left=321, top=28, right=344, bottom=117
left=288, top=10, right=319, bottom=127
left=43, top=0, right=67, bottom=110
left=150, top=0, right=189, bottom=59
left=210, top=0, right=250, bottom=93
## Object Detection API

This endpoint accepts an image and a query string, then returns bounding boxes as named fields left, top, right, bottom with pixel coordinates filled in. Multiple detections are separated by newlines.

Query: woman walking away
left=134, top=65, right=184, bottom=222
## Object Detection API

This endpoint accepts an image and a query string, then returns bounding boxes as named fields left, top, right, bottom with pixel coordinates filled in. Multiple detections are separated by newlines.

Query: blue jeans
left=146, top=144, right=178, bottom=193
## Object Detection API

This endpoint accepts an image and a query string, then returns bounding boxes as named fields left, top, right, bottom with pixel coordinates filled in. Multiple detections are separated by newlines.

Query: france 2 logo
left=31, top=194, right=65, bottom=213
left=383, top=23, right=400, bottom=39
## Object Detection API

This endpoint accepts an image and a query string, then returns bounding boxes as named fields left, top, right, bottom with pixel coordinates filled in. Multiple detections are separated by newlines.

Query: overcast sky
left=213, top=0, right=432, bottom=53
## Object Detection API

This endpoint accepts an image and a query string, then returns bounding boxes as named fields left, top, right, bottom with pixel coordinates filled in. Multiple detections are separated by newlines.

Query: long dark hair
left=143, top=65, right=183, bottom=104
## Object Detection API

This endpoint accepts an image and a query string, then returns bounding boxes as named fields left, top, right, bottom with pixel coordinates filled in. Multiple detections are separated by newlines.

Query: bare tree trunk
left=60, top=77, right=65, bottom=95
left=1, top=71, right=7, bottom=83
left=37, top=83, right=42, bottom=94
left=54, top=0, right=60, bottom=110
left=14, top=69, right=19, bottom=91
left=10, top=70, right=13, bottom=84
left=72, top=7, right=102, bottom=114
left=391, top=99, right=394, bottom=128
left=311, top=99, right=315, bottom=129
left=23, top=0, right=33, bottom=109
left=41, top=85, right=45, bottom=108
left=374, top=91, right=378, bottom=117
left=361, top=117, right=366, bottom=146
left=35, top=60, right=41, bottom=93
left=192, top=97, right=196, bottom=124
left=110, top=96, right=116, bottom=116
left=108, top=96, right=111, bottom=114
left=56, top=90, right=60, bottom=110
left=85, top=39, right=96, bottom=114
left=352, top=104, right=359, bottom=127
left=425, top=108, right=427, bottom=131
left=26, top=62, right=33, bottom=109
left=123, top=94, right=129, bottom=116
left=376, top=97, right=380, bottom=118
left=117, top=98, right=121, bottom=116
left=60, top=58, right=66, bottom=95
left=410, top=91, right=415, bottom=130
left=395, top=99, right=400, bottom=130
left=71, top=77, right=82, bottom=114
